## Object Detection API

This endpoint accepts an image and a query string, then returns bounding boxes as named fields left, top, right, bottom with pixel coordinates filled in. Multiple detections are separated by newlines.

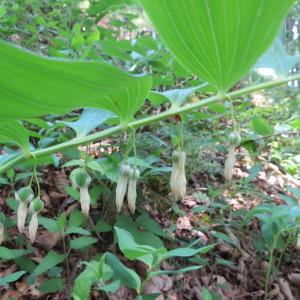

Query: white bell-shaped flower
left=127, top=168, right=140, bottom=214
left=29, top=198, right=44, bottom=243
left=115, top=164, right=130, bottom=213
left=15, top=187, right=34, bottom=233
left=224, top=131, right=241, bottom=185
left=224, top=146, right=236, bottom=184
left=177, top=151, right=187, bottom=200
left=170, top=150, right=187, bottom=201
left=70, top=169, right=92, bottom=216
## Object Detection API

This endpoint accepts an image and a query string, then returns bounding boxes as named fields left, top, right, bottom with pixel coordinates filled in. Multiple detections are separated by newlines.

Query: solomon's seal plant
left=70, top=168, right=92, bottom=216
left=15, top=187, right=34, bottom=233
left=115, top=164, right=130, bottom=213
left=127, top=167, right=140, bottom=214
left=28, top=198, right=44, bottom=243
left=224, top=131, right=241, bottom=185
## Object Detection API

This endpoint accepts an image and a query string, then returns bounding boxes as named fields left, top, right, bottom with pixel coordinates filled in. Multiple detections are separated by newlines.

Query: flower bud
left=127, top=168, right=140, bottom=214
left=228, top=132, right=241, bottom=147
left=28, top=198, right=44, bottom=243
left=15, top=187, right=34, bottom=203
left=115, top=164, right=130, bottom=213
left=70, top=169, right=91, bottom=189
left=224, top=146, right=236, bottom=184
left=30, top=198, right=44, bottom=213
left=0, top=223, right=4, bottom=245
left=70, top=169, right=91, bottom=216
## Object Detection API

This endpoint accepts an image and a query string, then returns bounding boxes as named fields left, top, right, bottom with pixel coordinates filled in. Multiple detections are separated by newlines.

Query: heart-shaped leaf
left=139, top=0, right=294, bottom=92
left=63, top=108, right=116, bottom=137
left=0, top=40, right=152, bottom=122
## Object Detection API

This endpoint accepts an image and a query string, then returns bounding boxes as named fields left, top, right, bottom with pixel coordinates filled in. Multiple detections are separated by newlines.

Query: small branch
left=0, top=73, right=300, bottom=174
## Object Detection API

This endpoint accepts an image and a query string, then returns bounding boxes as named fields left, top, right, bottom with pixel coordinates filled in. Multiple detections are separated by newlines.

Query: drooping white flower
left=177, top=151, right=187, bottom=200
left=70, top=169, right=91, bottom=216
left=170, top=150, right=187, bottom=201
left=170, top=151, right=180, bottom=197
left=224, top=131, right=241, bottom=185
left=29, top=198, right=44, bottom=243
left=115, top=164, right=130, bottom=213
left=0, top=223, right=4, bottom=245
left=224, top=146, right=236, bottom=184
left=127, top=168, right=140, bottom=214
left=15, top=187, right=34, bottom=233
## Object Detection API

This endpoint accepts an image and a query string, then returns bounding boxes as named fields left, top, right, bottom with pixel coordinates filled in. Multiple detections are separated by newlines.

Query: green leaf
left=32, top=251, right=64, bottom=277
left=251, top=116, right=273, bottom=135
left=0, top=6, right=7, bottom=18
left=139, top=0, right=294, bottom=91
left=202, top=288, right=213, bottom=300
left=89, top=0, right=134, bottom=18
left=70, top=237, right=98, bottom=249
left=0, top=121, right=30, bottom=154
left=149, top=84, right=207, bottom=107
left=0, top=247, right=29, bottom=260
left=255, top=39, right=300, bottom=76
left=105, top=252, right=141, bottom=292
left=38, top=278, right=64, bottom=293
left=38, top=217, right=61, bottom=232
left=114, top=227, right=159, bottom=260
left=63, top=108, right=116, bottom=137
left=65, top=226, right=91, bottom=235
left=150, top=265, right=201, bottom=277
left=161, top=244, right=215, bottom=260
left=0, top=40, right=152, bottom=122
left=0, top=271, right=26, bottom=286
left=72, top=261, right=100, bottom=300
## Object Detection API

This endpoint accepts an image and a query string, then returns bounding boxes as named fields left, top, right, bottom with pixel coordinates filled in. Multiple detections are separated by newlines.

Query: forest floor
left=0, top=148, right=300, bottom=300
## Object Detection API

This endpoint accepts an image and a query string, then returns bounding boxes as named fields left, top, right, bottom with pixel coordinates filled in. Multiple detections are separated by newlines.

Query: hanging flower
left=115, top=164, right=130, bottom=213
left=170, top=150, right=180, bottom=197
left=127, top=168, right=140, bottom=214
left=70, top=169, right=91, bottom=216
left=170, top=150, right=186, bottom=201
left=0, top=223, right=4, bottom=245
left=29, top=198, right=44, bottom=243
left=15, top=187, right=34, bottom=233
left=224, top=131, right=241, bottom=185
left=177, top=151, right=187, bottom=200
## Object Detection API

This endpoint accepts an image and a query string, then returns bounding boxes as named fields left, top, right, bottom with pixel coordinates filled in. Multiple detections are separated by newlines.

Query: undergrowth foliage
left=0, top=0, right=300, bottom=299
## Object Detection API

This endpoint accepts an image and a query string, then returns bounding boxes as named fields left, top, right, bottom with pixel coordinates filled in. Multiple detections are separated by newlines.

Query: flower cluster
left=14, top=187, right=44, bottom=243
left=115, top=164, right=140, bottom=214
left=170, top=150, right=187, bottom=201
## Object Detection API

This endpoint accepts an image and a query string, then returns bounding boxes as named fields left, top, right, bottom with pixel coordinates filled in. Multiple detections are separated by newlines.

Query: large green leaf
left=0, top=40, right=152, bottom=122
left=0, top=121, right=30, bottom=154
left=139, top=0, right=294, bottom=92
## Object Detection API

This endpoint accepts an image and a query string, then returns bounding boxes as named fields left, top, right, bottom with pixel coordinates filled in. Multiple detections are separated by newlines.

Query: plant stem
left=1, top=74, right=300, bottom=174
left=264, top=237, right=278, bottom=300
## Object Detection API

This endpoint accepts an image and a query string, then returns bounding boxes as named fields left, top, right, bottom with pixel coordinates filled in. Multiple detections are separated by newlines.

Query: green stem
left=1, top=74, right=300, bottom=174
left=264, top=237, right=278, bottom=300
